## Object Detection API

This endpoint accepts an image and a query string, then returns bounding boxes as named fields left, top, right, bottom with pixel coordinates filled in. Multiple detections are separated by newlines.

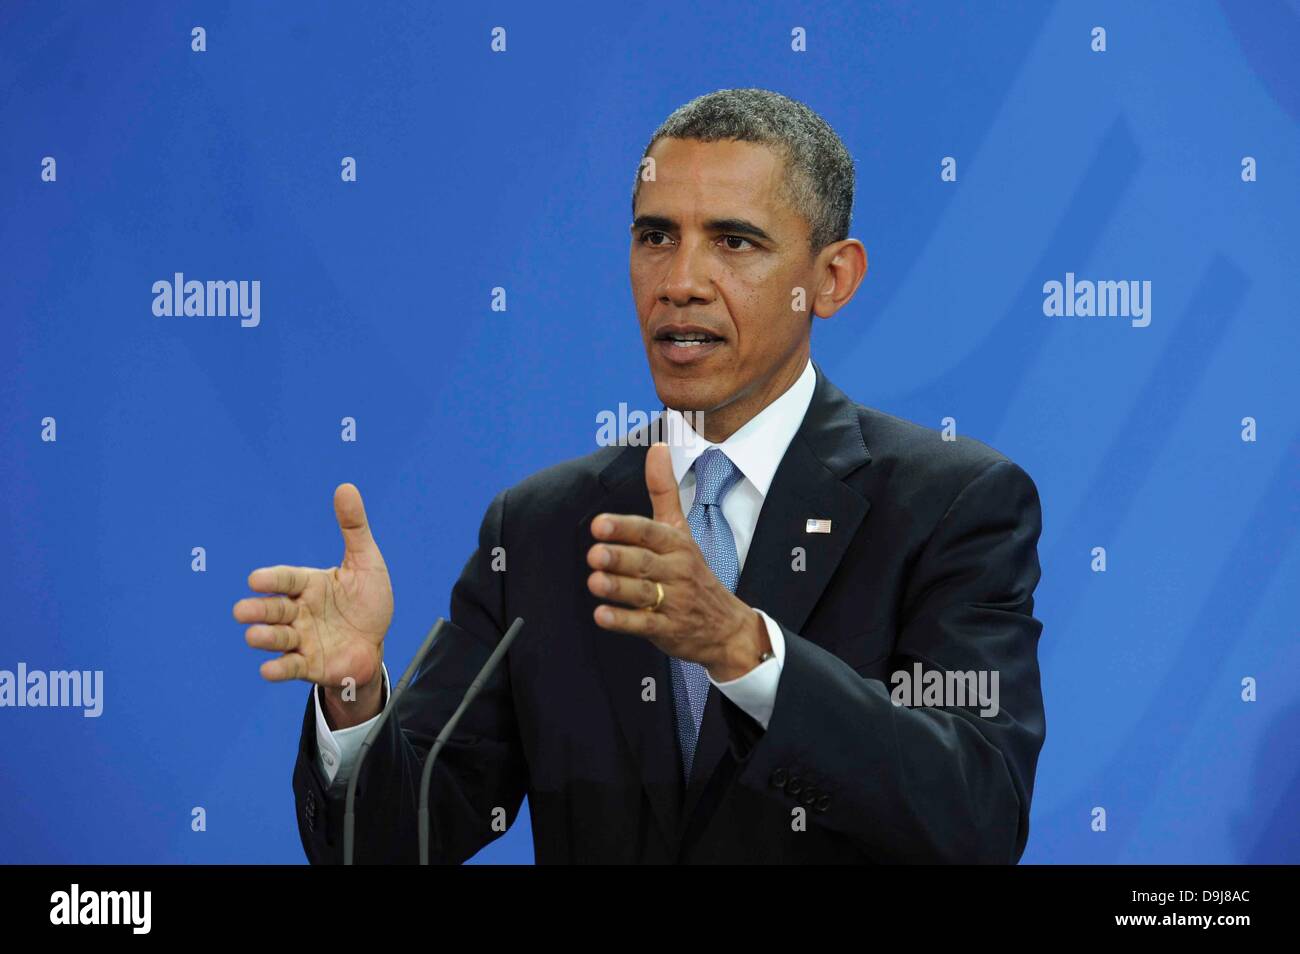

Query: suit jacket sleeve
left=719, top=458, right=1046, bottom=863
left=291, top=486, right=529, bottom=864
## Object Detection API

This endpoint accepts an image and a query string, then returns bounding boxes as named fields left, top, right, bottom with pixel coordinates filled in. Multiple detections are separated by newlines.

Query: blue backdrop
left=2, top=0, right=1296, bottom=864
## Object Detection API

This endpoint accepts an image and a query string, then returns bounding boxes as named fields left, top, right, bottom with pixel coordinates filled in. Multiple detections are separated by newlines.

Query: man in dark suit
left=235, top=88, right=1045, bottom=864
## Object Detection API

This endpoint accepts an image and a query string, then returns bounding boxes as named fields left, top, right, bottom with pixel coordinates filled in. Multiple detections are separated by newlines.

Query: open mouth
left=658, top=331, right=724, bottom=348
left=652, top=327, right=726, bottom=365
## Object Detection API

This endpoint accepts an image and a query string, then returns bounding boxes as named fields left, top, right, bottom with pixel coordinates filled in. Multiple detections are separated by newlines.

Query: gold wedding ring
left=644, top=581, right=665, bottom=612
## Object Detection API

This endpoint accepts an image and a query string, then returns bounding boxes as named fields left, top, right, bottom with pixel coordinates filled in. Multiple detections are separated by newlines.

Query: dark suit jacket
left=292, top=362, right=1046, bottom=863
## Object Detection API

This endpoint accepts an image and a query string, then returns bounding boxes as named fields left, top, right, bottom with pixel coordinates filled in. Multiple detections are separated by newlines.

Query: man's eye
left=636, top=231, right=754, bottom=250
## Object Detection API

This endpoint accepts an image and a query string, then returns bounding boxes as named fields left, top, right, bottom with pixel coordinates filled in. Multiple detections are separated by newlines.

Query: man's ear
left=812, top=238, right=867, bottom=319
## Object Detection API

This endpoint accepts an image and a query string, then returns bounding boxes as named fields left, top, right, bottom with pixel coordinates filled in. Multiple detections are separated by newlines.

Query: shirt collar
left=662, top=357, right=816, bottom=498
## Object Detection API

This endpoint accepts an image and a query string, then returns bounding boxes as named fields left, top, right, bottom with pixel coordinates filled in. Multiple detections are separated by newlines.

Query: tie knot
left=692, top=448, right=742, bottom=506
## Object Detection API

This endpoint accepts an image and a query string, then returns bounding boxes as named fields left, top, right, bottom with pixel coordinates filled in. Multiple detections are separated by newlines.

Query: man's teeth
left=666, top=333, right=717, bottom=347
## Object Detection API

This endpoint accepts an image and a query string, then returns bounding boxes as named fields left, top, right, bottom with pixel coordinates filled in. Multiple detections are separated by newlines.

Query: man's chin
left=652, top=380, right=723, bottom=415
left=647, top=345, right=742, bottom=416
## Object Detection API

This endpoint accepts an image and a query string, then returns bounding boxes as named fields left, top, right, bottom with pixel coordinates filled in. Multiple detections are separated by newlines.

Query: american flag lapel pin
left=805, top=518, right=833, bottom=534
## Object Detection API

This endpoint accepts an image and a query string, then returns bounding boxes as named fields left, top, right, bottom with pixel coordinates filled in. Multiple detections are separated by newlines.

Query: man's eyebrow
left=631, top=215, right=775, bottom=244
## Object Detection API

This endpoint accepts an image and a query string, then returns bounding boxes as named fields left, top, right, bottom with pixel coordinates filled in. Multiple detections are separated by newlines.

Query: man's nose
left=656, top=240, right=714, bottom=306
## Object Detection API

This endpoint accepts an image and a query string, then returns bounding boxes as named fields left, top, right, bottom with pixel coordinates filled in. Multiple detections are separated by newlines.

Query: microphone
left=419, top=616, right=525, bottom=864
left=341, top=615, right=525, bottom=865
left=343, top=616, right=447, bottom=866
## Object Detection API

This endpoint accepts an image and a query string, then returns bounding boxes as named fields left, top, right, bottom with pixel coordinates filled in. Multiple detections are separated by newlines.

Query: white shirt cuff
left=314, top=662, right=390, bottom=786
left=708, top=609, right=785, bottom=730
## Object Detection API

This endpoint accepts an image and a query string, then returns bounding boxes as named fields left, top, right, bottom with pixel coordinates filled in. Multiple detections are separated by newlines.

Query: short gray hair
left=632, top=88, right=855, bottom=255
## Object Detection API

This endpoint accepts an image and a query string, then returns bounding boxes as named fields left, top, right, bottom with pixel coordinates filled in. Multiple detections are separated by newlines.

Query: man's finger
left=245, top=624, right=300, bottom=653
left=259, top=652, right=308, bottom=682
left=233, top=595, right=299, bottom=625
left=593, top=603, right=667, bottom=637
left=587, top=570, right=661, bottom=609
left=645, top=443, right=686, bottom=530
left=334, top=483, right=378, bottom=559
left=586, top=542, right=669, bottom=580
left=591, top=513, right=679, bottom=553
left=247, top=566, right=312, bottom=597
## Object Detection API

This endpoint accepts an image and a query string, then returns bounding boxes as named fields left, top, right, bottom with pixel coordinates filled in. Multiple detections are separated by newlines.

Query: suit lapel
left=682, top=362, right=873, bottom=820
left=578, top=438, right=684, bottom=849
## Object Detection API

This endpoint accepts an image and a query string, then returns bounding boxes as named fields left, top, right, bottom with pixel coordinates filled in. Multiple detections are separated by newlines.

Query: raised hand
left=585, top=442, right=769, bottom=681
left=233, top=483, right=394, bottom=725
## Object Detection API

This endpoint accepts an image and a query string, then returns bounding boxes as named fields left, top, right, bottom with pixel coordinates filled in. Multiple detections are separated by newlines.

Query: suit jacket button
left=787, top=776, right=804, bottom=796
left=770, top=768, right=788, bottom=789
left=814, top=794, right=831, bottom=813
left=801, top=787, right=819, bottom=805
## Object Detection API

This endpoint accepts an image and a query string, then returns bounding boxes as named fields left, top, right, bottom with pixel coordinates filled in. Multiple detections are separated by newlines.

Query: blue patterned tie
left=670, top=447, right=744, bottom=783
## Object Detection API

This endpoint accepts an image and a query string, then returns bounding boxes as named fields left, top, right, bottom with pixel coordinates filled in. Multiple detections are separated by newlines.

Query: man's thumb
left=645, top=443, right=686, bottom=529
left=334, top=483, right=378, bottom=557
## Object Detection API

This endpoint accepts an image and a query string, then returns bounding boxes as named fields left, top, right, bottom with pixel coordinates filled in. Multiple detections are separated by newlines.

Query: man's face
left=629, top=137, right=822, bottom=440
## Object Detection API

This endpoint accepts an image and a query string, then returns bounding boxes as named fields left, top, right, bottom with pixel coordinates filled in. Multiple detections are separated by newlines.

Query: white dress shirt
left=315, top=358, right=818, bottom=786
